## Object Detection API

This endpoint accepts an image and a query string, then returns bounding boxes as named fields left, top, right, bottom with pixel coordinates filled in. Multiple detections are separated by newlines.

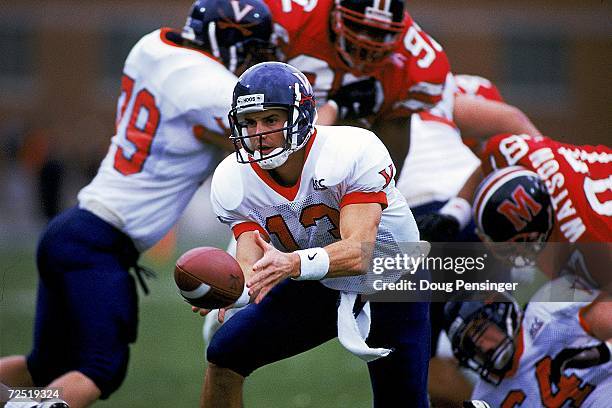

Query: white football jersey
left=79, top=28, right=234, bottom=251
left=473, top=279, right=611, bottom=407
left=211, top=125, right=419, bottom=293
left=396, top=112, right=480, bottom=207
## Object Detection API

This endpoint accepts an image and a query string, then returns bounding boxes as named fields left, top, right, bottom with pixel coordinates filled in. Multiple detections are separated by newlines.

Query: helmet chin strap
left=255, top=148, right=291, bottom=169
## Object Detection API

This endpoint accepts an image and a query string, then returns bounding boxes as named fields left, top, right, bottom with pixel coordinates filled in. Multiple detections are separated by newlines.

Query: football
left=174, top=247, right=244, bottom=309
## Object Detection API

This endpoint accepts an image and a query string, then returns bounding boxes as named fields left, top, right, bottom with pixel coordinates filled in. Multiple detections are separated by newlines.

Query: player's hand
left=550, top=343, right=611, bottom=384
left=416, top=213, right=460, bottom=242
left=328, top=78, right=382, bottom=120
left=247, top=231, right=300, bottom=304
left=191, top=306, right=232, bottom=322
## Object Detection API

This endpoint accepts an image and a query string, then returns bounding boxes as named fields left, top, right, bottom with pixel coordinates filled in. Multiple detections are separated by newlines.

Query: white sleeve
left=210, top=159, right=267, bottom=239
left=169, top=64, right=235, bottom=135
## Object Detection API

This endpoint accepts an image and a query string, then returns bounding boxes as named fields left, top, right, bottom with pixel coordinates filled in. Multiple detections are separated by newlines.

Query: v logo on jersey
left=378, top=164, right=395, bottom=189
left=497, top=185, right=542, bottom=231
left=230, top=1, right=254, bottom=22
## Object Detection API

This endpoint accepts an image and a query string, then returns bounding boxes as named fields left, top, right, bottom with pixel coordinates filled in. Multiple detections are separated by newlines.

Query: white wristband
left=293, top=247, right=330, bottom=280
left=440, top=197, right=472, bottom=230
left=233, top=285, right=250, bottom=308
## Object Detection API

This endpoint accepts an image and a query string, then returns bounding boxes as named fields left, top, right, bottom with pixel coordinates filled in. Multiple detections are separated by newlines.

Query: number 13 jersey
left=210, top=125, right=419, bottom=292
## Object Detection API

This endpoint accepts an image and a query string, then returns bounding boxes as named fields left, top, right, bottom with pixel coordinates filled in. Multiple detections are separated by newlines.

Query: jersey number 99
left=113, top=74, right=161, bottom=175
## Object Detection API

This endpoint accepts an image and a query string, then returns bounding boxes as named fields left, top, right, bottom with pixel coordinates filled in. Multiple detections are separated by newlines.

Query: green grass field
left=0, top=244, right=372, bottom=407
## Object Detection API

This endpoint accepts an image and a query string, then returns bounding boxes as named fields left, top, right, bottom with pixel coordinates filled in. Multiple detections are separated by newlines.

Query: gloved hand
left=550, top=343, right=611, bottom=384
left=416, top=213, right=460, bottom=242
left=328, top=78, right=382, bottom=120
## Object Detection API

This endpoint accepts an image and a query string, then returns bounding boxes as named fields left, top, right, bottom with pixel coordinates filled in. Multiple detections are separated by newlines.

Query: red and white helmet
left=332, top=0, right=406, bottom=72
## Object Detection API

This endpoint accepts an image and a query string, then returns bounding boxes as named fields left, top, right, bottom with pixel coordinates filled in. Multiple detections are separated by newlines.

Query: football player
left=426, top=134, right=612, bottom=286
left=201, top=62, right=430, bottom=407
left=445, top=278, right=612, bottom=407
left=264, top=0, right=452, bottom=171
left=0, top=1, right=275, bottom=407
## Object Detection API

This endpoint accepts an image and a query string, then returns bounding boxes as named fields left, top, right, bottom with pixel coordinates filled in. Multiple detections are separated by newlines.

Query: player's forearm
left=454, top=95, right=542, bottom=140
left=321, top=204, right=381, bottom=278
left=236, top=231, right=265, bottom=282
left=293, top=204, right=381, bottom=280
left=322, top=237, right=373, bottom=278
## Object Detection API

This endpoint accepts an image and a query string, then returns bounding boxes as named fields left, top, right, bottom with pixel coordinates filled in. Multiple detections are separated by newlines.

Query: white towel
left=337, top=292, right=392, bottom=362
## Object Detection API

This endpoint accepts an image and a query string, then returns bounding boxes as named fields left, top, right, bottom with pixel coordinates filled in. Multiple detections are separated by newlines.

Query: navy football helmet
left=332, top=0, right=406, bottom=72
left=182, top=0, right=275, bottom=73
left=228, top=62, right=317, bottom=169
left=473, top=166, right=554, bottom=265
left=444, top=292, right=522, bottom=385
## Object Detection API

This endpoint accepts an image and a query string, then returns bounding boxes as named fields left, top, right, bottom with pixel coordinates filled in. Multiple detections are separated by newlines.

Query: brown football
left=174, top=247, right=244, bottom=309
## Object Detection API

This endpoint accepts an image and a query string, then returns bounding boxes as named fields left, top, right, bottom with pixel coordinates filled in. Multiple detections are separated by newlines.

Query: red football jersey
left=265, top=0, right=452, bottom=124
left=481, top=134, right=611, bottom=285
left=482, top=133, right=612, bottom=244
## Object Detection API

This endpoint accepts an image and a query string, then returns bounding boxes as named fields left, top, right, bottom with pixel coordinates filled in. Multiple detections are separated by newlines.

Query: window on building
left=98, top=23, right=159, bottom=102
left=102, top=27, right=156, bottom=80
left=503, top=35, right=568, bottom=86
left=0, top=25, right=34, bottom=77
left=500, top=33, right=570, bottom=112
left=0, top=23, right=37, bottom=106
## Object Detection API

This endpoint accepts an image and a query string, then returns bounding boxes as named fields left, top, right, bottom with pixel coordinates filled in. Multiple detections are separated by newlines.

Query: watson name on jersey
left=482, top=134, right=611, bottom=244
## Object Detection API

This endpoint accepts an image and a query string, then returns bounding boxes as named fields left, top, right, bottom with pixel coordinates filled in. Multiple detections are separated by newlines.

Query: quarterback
left=202, top=62, right=430, bottom=407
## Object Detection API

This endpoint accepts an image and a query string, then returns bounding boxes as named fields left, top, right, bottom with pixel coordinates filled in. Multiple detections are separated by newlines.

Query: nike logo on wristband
left=308, top=253, right=317, bottom=261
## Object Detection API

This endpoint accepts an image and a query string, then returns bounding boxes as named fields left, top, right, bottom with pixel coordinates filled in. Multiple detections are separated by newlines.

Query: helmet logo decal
left=237, top=94, right=264, bottom=108
left=217, top=4, right=258, bottom=36
left=299, top=93, right=315, bottom=106
left=497, top=185, right=543, bottom=231
left=230, top=0, right=254, bottom=22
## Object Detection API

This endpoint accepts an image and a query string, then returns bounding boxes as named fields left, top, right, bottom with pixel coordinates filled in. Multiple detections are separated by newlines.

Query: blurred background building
left=1, top=0, right=610, bottom=241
